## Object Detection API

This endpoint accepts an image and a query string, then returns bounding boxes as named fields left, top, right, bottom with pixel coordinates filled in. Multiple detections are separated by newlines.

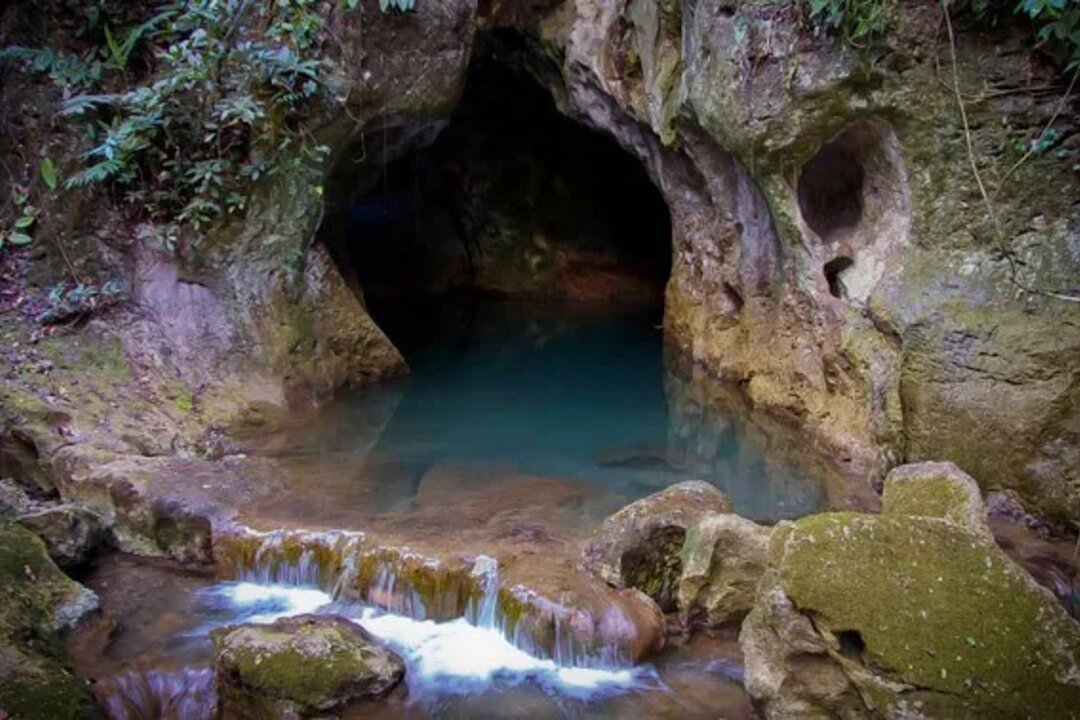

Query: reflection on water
left=253, top=300, right=846, bottom=528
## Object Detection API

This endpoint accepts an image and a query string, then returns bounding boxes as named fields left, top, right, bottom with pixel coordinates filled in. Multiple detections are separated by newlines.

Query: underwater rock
left=212, top=614, right=404, bottom=719
left=18, top=505, right=106, bottom=568
left=677, top=513, right=771, bottom=629
left=740, top=472, right=1080, bottom=719
left=0, top=521, right=100, bottom=720
left=582, top=480, right=731, bottom=611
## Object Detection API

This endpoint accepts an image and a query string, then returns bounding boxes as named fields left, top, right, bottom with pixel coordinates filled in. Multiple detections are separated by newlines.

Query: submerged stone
left=212, top=614, right=404, bottom=719
left=741, top=506, right=1080, bottom=718
left=582, top=480, right=732, bottom=611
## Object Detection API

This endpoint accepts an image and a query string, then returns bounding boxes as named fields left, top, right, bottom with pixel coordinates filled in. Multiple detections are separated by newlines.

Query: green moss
left=776, top=512, right=1080, bottom=717
left=0, top=522, right=99, bottom=719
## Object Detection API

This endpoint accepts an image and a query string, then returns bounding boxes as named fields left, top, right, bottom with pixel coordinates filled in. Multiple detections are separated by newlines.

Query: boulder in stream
left=212, top=614, right=404, bottom=718
left=677, top=513, right=772, bottom=629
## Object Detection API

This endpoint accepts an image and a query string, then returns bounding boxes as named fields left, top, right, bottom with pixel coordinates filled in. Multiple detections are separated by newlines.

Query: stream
left=69, top=300, right=859, bottom=719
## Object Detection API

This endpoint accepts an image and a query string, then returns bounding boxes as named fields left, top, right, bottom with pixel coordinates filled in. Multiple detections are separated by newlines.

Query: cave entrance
left=321, top=55, right=672, bottom=355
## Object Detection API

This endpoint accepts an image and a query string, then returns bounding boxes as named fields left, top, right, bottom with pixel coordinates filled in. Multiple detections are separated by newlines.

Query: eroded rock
left=212, top=614, right=404, bottom=719
left=582, top=480, right=731, bottom=610
left=881, top=460, right=991, bottom=539
left=677, top=513, right=771, bottom=629
left=17, top=505, right=105, bottom=568
left=740, top=470, right=1080, bottom=719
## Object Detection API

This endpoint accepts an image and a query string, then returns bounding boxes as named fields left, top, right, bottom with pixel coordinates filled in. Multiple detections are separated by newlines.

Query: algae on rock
left=740, top=465, right=1080, bottom=719
left=0, top=522, right=99, bottom=720
left=212, top=614, right=404, bottom=719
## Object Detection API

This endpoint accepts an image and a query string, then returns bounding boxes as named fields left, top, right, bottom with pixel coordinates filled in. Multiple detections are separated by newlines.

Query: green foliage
left=380, top=0, right=416, bottom=12
left=1014, top=0, right=1080, bottom=69
left=5, top=0, right=343, bottom=245
left=807, top=0, right=1080, bottom=68
left=38, top=279, right=128, bottom=325
left=40, top=158, right=59, bottom=191
left=0, top=188, right=38, bottom=251
left=0, top=46, right=102, bottom=88
left=808, top=0, right=891, bottom=43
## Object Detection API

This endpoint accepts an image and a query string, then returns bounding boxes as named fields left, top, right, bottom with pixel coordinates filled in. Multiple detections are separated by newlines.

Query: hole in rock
left=836, top=629, right=866, bottom=660
left=796, top=119, right=907, bottom=251
left=823, top=256, right=855, bottom=298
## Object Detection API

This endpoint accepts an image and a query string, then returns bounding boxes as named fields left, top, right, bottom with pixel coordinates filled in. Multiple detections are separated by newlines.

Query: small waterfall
left=217, top=527, right=364, bottom=594
left=216, top=526, right=638, bottom=670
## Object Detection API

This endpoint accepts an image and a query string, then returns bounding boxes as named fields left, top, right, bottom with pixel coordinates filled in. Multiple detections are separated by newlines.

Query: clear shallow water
left=253, top=300, right=836, bottom=527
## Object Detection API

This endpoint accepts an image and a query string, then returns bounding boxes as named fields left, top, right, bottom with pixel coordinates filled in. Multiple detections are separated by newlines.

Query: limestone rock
left=18, top=505, right=105, bottom=568
left=0, top=478, right=32, bottom=518
left=740, top=511, right=1080, bottom=719
left=582, top=480, right=731, bottom=610
left=212, top=614, right=404, bottom=719
left=881, top=461, right=991, bottom=539
left=677, top=513, right=771, bottom=628
left=0, top=522, right=100, bottom=719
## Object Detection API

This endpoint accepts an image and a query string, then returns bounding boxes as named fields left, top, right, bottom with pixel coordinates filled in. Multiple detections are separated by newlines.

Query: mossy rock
left=882, top=461, right=991, bottom=539
left=0, top=522, right=100, bottom=720
left=212, top=614, right=403, bottom=719
left=743, top=511, right=1080, bottom=719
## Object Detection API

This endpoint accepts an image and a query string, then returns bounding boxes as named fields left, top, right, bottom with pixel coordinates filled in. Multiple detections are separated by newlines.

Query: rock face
left=582, top=480, right=731, bottom=610
left=0, top=522, right=99, bottom=720
left=477, top=0, right=1080, bottom=522
left=17, top=505, right=105, bottom=568
left=212, top=614, right=404, bottom=719
left=740, top=466, right=1080, bottom=718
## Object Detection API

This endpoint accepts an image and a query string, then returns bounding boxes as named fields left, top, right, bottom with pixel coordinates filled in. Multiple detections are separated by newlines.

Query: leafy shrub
left=56, top=0, right=334, bottom=235
left=38, top=279, right=128, bottom=325
left=807, top=0, right=1080, bottom=70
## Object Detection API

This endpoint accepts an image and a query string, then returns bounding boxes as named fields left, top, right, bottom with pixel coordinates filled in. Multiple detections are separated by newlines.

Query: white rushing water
left=199, top=563, right=657, bottom=702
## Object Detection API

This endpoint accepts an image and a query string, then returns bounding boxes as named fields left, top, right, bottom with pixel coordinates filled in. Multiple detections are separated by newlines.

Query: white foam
left=349, top=608, right=654, bottom=698
left=201, top=582, right=333, bottom=625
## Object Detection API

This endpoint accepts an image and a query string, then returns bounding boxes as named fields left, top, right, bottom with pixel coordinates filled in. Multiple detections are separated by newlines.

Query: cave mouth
left=322, top=52, right=672, bottom=355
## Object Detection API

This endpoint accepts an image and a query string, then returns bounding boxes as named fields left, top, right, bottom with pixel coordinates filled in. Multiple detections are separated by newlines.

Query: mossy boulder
left=0, top=522, right=100, bottom=720
left=212, top=614, right=403, bottom=719
left=741, top=502, right=1080, bottom=717
left=582, top=480, right=732, bottom=611
left=677, top=513, right=771, bottom=629
left=882, top=461, right=991, bottom=539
